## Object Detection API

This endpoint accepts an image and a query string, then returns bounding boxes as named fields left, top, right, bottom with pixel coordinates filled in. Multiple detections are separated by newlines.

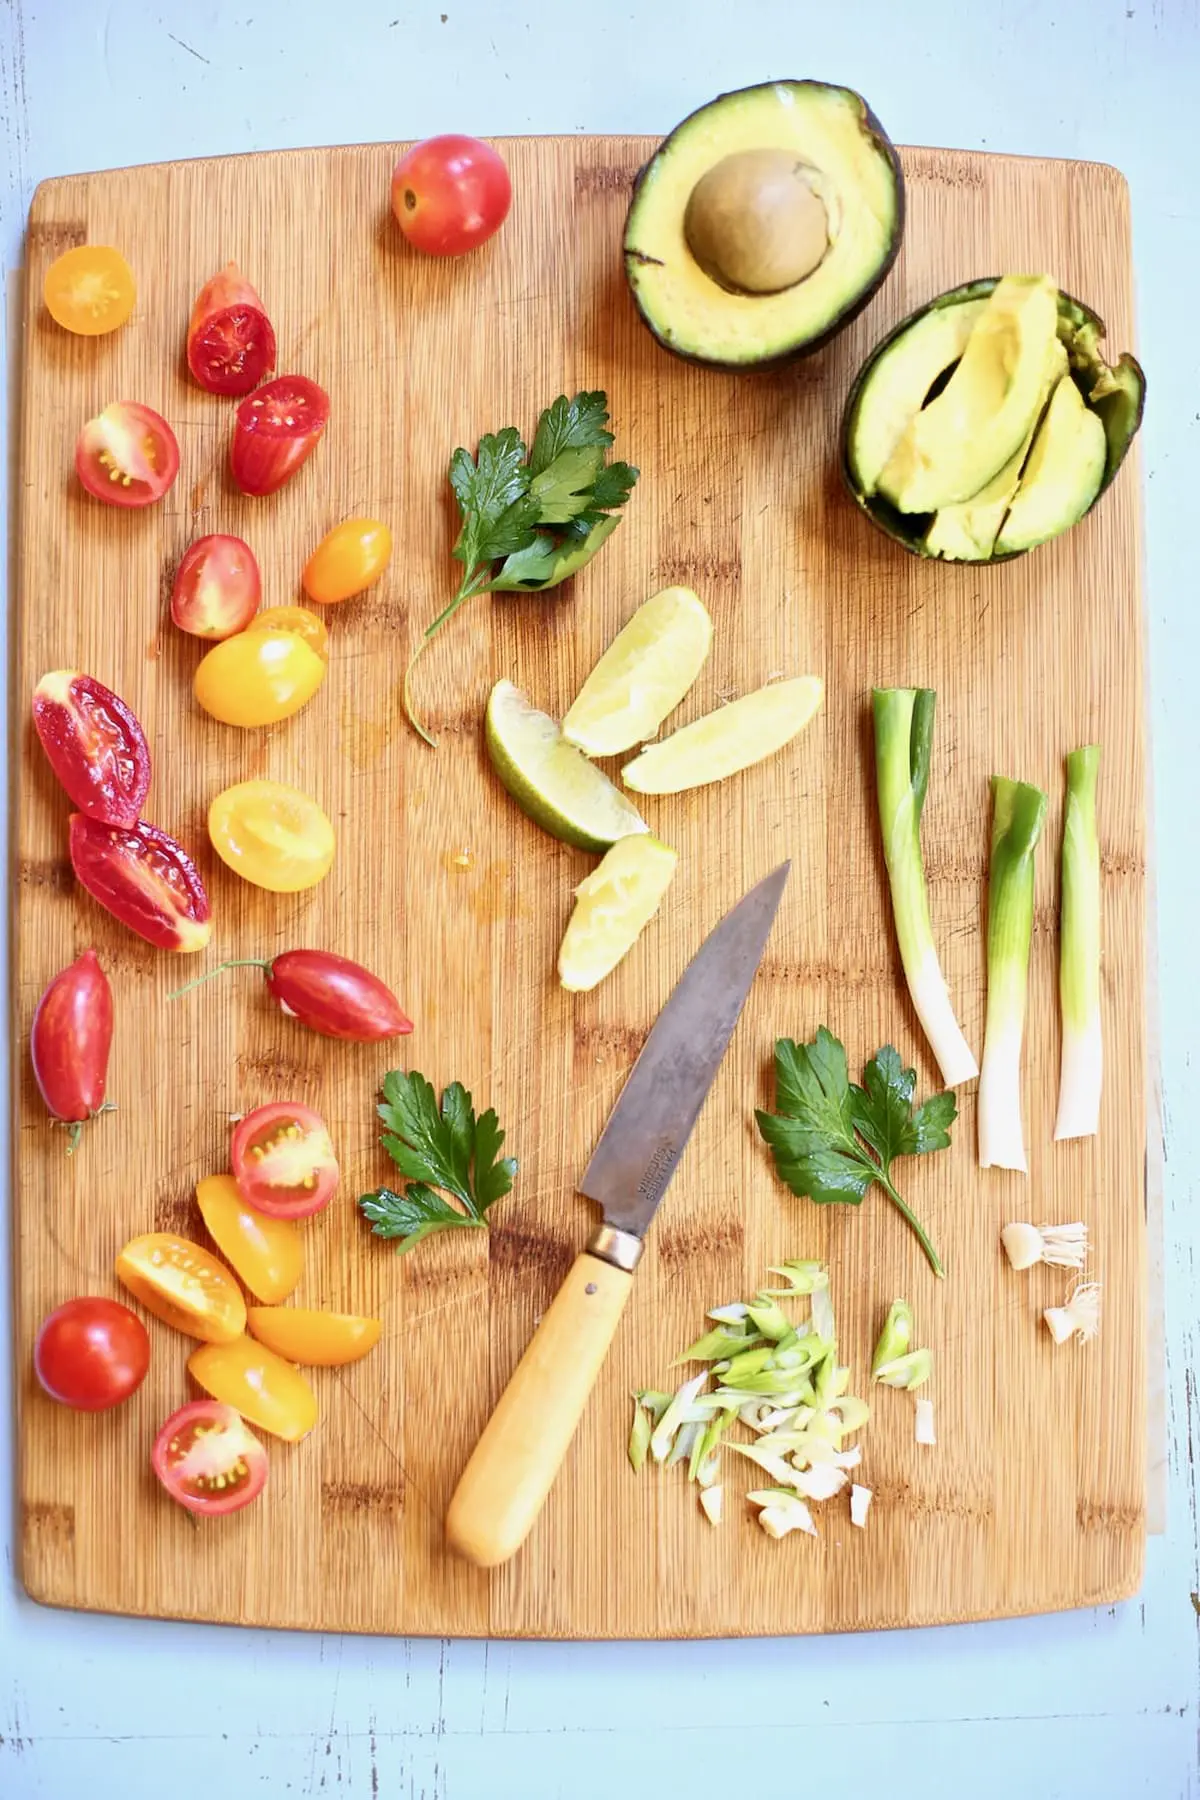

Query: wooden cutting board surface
left=13, top=135, right=1146, bottom=1638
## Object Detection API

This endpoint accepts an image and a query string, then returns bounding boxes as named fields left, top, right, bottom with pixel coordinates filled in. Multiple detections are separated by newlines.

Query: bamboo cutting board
left=13, top=135, right=1146, bottom=1638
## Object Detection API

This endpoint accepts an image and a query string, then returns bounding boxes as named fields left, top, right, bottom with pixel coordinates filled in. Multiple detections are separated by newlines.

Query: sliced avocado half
left=624, top=80, right=904, bottom=369
left=994, top=374, right=1107, bottom=555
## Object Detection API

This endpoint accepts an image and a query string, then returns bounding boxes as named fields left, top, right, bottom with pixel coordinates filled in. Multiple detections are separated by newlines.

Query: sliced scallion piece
left=978, top=776, right=1048, bottom=1171
left=1055, top=745, right=1103, bottom=1141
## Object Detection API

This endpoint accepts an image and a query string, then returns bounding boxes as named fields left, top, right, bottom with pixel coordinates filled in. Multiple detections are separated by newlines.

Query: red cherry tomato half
left=186, top=263, right=276, bottom=397
left=32, top=669, right=151, bottom=827
left=30, top=949, right=113, bottom=1148
left=267, top=949, right=413, bottom=1041
left=75, top=401, right=179, bottom=508
left=390, top=134, right=511, bottom=256
left=171, top=534, right=261, bottom=640
left=231, top=1102, right=339, bottom=1219
left=34, top=1297, right=150, bottom=1411
left=230, top=375, right=329, bottom=498
left=69, top=813, right=212, bottom=953
left=151, top=1400, right=267, bottom=1516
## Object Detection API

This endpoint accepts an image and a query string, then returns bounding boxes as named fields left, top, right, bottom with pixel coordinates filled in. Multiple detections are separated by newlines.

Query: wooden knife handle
left=446, top=1250, right=634, bottom=1568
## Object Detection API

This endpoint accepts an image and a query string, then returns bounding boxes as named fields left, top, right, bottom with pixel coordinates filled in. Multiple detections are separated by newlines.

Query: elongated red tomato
left=76, top=401, right=179, bottom=507
left=391, top=135, right=511, bottom=256
left=152, top=1400, right=267, bottom=1515
left=230, top=376, right=329, bottom=497
left=231, top=1102, right=339, bottom=1219
left=32, top=671, right=151, bottom=826
left=35, top=1297, right=150, bottom=1411
left=30, top=949, right=113, bottom=1150
left=171, top=534, right=261, bottom=639
left=268, top=949, right=412, bottom=1040
left=69, top=814, right=212, bottom=953
left=186, top=264, right=276, bottom=397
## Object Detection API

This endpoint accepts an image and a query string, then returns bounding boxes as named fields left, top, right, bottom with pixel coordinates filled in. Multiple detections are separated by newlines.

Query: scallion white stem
left=978, top=777, right=1048, bottom=1171
left=1055, top=745, right=1103, bottom=1141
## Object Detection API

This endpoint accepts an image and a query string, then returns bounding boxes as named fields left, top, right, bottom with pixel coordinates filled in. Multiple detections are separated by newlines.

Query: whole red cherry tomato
left=30, top=949, right=113, bottom=1151
left=390, top=134, right=511, bottom=257
left=32, top=670, right=151, bottom=827
left=171, top=947, right=412, bottom=1040
left=186, top=263, right=276, bottom=397
left=34, top=1296, right=150, bottom=1411
left=171, top=534, right=261, bottom=639
left=230, top=375, right=329, bottom=497
left=75, top=401, right=179, bottom=508
left=69, top=814, right=212, bottom=953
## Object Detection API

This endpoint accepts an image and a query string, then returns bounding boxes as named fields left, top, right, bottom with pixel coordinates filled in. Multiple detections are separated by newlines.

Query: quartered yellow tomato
left=195, top=1173, right=304, bottom=1304
left=115, top=1232, right=246, bottom=1344
left=252, top=606, right=329, bottom=659
left=193, top=626, right=326, bottom=727
left=303, top=517, right=392, bottom=605
left=208, top=779, right=335, bottom=892
left=189, top=1335, right=319, bottom=1441
left=246, top=1306, right=382, bottom=1367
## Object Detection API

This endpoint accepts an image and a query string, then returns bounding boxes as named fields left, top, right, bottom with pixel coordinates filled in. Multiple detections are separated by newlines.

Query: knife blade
left=445, top=861, right=790, bottom=1568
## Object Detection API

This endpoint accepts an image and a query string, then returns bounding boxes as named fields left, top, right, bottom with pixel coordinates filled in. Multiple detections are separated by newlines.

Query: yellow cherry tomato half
left=189, top=1335, right=318, bottom=1441
left=252, top=606, right=329, bottom=659
left=208, top=779, right=335, bottom=893
left=44, top=244, right=136, bottom=336
left=115, top=1232, right=246, bottom=1344
left=193, top=627, right=326, bottom=727
left=303, top=517, right=392, bottom=605
left=195, top=1174, right=303, bottom=1304
left=246, top=1306, right=382, bottom=1367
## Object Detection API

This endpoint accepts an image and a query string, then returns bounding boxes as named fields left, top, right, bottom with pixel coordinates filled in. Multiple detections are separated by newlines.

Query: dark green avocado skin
left=840, top=277, right=1147, bottom=562
left=623, top=80, right=906, bottom=373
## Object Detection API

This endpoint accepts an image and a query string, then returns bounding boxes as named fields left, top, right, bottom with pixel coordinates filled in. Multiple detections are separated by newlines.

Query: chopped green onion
left=873, top=688, right=978, bottom=1088
left=698, top=1484, right=724, bottom=1524
left=873, top=1347, right=932, bottom=1391
left=745, top=1296, right=793, bottom=1341
left=761, top=1259, right=829, bottom=1295
left=1055, top=745, right=1102, bottom=1141
left=871, top=1299, right=914, bottom=1375
left=850, top=1483, right=873, bottom=1528
left=650, top=1374, right=707, bottom=1462
left=978, top=776, right=1048, bottom=1171
left=628, top=1398, right=653, bottom=1472
left=674, top=1322, right=763, bottom=1364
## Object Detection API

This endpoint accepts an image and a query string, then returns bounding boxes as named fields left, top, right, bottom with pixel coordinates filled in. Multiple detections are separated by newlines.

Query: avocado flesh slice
left=994, top=374, right=1107, bottom=555
left=924, top=335, right=1068, bottom=560
left=624, top=80, right=903, bottom=367
left=846, top=299, right=987, bottom=496
left=877, top=275, right=1060, bottom=514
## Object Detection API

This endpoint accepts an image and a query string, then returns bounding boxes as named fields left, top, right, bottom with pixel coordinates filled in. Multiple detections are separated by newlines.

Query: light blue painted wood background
left=1, top=2, right=1196, bottom=1794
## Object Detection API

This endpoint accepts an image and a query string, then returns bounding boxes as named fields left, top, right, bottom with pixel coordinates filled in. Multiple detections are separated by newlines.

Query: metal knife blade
left=579, top=861, right=790, bottom=1239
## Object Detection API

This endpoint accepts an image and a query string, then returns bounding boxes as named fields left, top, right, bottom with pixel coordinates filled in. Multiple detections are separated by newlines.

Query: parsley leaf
left=528, top=390, right=614, bottom=474
left=756, top=1028, right=953, bottom=1277
left=359, top=1070, right=518, bottom=1254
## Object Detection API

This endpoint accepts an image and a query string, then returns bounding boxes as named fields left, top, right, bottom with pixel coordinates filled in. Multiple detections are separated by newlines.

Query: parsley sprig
left=358, top=1069, right=517, bottom=1254
left=755, top=1028, right=956, bottom=1278
left=404, top=391, right=638, bottom=744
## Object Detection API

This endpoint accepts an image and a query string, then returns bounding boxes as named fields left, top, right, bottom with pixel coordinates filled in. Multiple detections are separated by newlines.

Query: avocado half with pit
left=624, top=80, right=904, bottom=369
left=842, top=275, right=1145, bottom=561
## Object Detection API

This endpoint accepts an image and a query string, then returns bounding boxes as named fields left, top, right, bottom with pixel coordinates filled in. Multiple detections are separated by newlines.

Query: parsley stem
left=402, top=569, right=492, bottom=747
left=877, top=1172, right=945, bottom=1279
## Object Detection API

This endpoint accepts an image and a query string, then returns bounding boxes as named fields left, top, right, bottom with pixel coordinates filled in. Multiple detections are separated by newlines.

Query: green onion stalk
left=978, top=776, right=1048, bottom=1170
left=1055, top=746, right=1102, bottom=1141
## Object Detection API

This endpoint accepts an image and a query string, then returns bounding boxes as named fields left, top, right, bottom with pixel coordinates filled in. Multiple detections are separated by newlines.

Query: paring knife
left=446, top=861, right=791, bottom=1568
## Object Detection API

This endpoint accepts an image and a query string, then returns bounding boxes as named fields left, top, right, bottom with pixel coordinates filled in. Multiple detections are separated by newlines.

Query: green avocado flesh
left=847, top=299, right=987, bottom=495
left=624, top=80, right=903, bottom=367
left=994, top=374, right=1107, bottom=554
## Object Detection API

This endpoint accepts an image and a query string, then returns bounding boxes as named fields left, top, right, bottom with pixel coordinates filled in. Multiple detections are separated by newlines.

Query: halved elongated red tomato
left=231, top=1102, right=339, bottom=1219
left=152, top=1400, right=267, bottom=1515
left=230, top=376, right=329, bottom=497
left=186, top=264, right=276, bottom=397
left=69, top=814, right=212, bottom=953
left=171, top=534, right=261, bottom=640
left=32, top=670, right=151, bottom=826
left=31, top=949, right=113, bottom=1150
left=76, top=402, right=179, bottom=508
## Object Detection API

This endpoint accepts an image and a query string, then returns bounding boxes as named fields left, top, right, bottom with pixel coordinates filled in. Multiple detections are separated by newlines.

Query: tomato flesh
left=189, top=1336, right=318, bottom=1442
left=193, top=628, right=327, bottom=728
left=208, top=778, right=335, bottom=893
left=171, top=535, right=261, bottom=640
left=116, top=1231, right=246, bottom=1342
left=391, top=135, right=511, bottom=256
left=266, top=949, right=413, bottom=1041
left=31, top=949, right=113, bottom=1142
left=246, top=1306, right=381, bottom=1367
left=195, top=1174, right=304, bottom=1304
left=33, top=669, right=151, bottom=827
left=186, top=264, right=276, bottom=397
left=231, top=1103, right=339, bottom=1219
left=251, top=606, right=329, bottom=658
left=303, top=517, right=393, bottom=605
left=152, top=1401, right=267, bottom=1516
left=44, top=245, right=136, bottom=336
left=76, top=402, right=179, bottom=508
left=69, top=813, right=211, bottom=953
left=34, top=1297, right=149, bottom=1411
left=230, top=375, right=329, bottom=497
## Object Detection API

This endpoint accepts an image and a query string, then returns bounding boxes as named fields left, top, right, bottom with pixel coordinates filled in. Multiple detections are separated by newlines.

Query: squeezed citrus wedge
left=562, top=586, right=713, bottom=756
left=486, top=680, right=649, bottom=851
left=558, top=834, right=678, bottom=992
left=622, top=675, right=823, bottom=794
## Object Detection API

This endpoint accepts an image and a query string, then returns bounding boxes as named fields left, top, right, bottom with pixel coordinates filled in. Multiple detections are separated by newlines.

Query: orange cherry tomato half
left=208, top=779, right=335, bottom=893
left=231, top=1102, right=339, bottom=1219
left=152, top=1400, right=267, bottom=1516
left=171, top=534, right=261, bottom=640
left=189, top=1335, right=318, bottom=1442
left=115, top=1232, right=246, bottom=1343
left=303, top=518, right=393, bottom=605
left=44, top=245, right=136, bottom=336
left=251, top=606, right=328, bottom=659
left=195, top=1173, right=303, bottom=1304
left=193, top=627, right=326, bottom=728
left=76, top=402, right=179, bottom=508
left=246, top=1306, right=382, bottom=1367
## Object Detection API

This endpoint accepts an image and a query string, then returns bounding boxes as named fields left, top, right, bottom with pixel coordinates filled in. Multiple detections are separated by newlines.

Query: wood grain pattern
left=13, top=136, right=1145, bottom=1638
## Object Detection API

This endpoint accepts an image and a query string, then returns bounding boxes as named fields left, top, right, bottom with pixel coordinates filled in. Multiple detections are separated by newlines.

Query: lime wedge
left=622, top=676, right=824, bottom=794
left=486, top=680, right=649, bottom=851
left=558, top=834, right=678, bottom=992
left=562, top=586, right=713, bottom=756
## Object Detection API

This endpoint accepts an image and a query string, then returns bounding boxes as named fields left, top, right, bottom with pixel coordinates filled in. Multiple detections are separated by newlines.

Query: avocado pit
left=683, top=148, right=829, bottom=296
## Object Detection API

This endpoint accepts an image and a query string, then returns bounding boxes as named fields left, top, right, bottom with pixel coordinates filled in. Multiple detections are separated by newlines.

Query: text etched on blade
left=637, top=1142, right=677, bottom=1211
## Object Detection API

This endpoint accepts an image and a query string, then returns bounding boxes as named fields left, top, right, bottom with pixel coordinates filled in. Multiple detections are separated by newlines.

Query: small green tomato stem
left=877, top=1172, right=945, bottom=1279
left=168, top=958, right=271, bottom=1001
